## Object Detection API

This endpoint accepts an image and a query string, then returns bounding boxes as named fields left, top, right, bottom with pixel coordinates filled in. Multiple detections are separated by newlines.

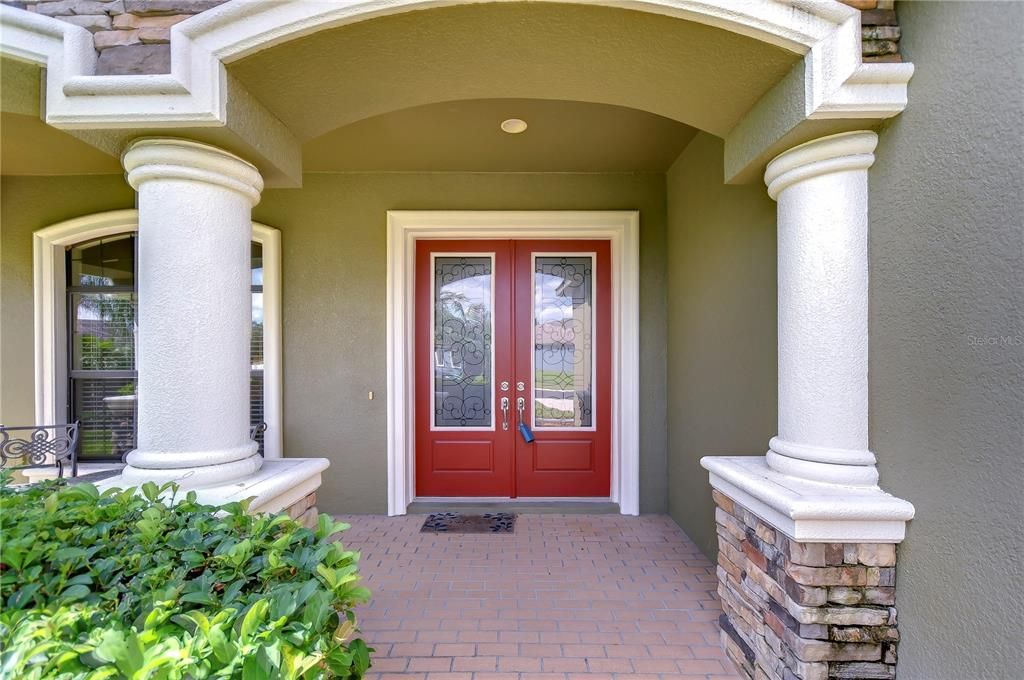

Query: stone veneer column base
left=283, top=491, right=320, bottom=529
left=713, top=490, right=899, bottom=680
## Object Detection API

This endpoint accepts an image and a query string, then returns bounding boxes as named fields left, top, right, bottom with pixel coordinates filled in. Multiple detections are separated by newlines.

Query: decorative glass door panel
left=416, top=239, right=610, bottom=498
left=433, top=256, right=494, bottom=429
left=533, top=255, right=595, bottom=429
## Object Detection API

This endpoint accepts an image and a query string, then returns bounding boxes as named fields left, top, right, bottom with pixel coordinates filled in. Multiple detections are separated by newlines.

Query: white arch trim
left=32, top=210, right=284, bottom=459
left=0, top=0, right=913, bottom=185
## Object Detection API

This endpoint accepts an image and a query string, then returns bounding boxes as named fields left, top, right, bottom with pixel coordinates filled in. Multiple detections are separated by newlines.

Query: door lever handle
left=500, top=397, right=510, bottom=431
left=516, top=396, right=535, bottom=443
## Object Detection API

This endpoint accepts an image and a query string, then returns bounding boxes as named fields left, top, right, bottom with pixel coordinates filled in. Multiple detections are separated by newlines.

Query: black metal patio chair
left=0, top=422, right=80, bottom=479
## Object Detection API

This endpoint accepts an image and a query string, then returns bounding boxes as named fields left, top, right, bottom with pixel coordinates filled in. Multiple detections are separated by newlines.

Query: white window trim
left=32, top=209, right=284, bottom=458
left=386, top=210, right=640, bottom=516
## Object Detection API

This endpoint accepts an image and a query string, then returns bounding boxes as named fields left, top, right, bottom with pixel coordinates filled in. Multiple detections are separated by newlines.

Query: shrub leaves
left=0, top=473, right=372, bottom=679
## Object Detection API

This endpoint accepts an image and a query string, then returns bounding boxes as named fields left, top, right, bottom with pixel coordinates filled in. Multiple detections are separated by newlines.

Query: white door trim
left=385, top=210, right=640, bottom=516
left=32, top=209, right=285, bottom=458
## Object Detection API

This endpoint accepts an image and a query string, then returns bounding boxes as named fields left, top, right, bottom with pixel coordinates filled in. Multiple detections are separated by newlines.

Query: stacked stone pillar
left=704, top=131, right=913, bottom=680
left=714, top=490, right=900, bottom=680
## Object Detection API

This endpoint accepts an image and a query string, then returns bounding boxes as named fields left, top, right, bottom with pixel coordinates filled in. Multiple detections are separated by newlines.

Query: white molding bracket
left=32, top=209, right=284, bottom=459
left=0, top=0, right=913, bottom=186
left=385, top=211, right=640, bottom=516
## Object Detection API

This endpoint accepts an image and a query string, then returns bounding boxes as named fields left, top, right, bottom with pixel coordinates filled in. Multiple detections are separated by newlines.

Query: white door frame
left=385, top=211, right=640, bottom=515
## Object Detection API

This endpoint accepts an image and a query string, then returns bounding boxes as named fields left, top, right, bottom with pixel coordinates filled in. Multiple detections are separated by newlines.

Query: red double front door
left=415, top=239, right=611, bottom=498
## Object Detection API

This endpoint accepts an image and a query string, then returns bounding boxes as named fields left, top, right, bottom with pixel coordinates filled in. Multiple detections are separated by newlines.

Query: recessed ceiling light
left=500, top=118, right=528, bottom=134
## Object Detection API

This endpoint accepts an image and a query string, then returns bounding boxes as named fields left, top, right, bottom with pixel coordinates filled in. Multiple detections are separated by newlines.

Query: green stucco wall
left=0, top=172, right=668, bottom=515
left=256, top=173, right=668, bottom=514
left=868, top=3, right=1024, bottom=677
left=0, top=175, right=135, bottom=426
left=663, top=133, right=778, bottom=557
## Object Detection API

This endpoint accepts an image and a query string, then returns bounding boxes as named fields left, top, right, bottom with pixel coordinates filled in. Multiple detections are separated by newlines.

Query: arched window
left=65, top=235, right=269, bottom=460
left=34, top=211, right=283, bottom=462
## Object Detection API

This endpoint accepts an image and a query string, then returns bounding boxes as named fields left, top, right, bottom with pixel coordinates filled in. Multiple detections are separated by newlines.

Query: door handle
left=516, top=396, right=535, bottom=443
left=500, top=397, right=510, bottom=431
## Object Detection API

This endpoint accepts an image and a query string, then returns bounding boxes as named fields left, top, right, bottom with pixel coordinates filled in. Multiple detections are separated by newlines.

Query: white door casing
left=386, top=211, right=640, bottom=516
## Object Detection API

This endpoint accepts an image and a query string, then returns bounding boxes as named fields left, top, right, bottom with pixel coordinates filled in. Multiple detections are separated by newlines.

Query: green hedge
left=0, top=474, right=372, bottom=679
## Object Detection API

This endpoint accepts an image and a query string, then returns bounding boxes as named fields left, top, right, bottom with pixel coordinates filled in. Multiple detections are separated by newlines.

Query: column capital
left=764, top=131, right=877, bottom=200
left=122, top=138, right=264, bottom=206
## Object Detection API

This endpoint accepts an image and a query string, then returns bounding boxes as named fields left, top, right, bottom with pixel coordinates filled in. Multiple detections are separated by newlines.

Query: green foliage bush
left=0, top=474, right=372, bottom=679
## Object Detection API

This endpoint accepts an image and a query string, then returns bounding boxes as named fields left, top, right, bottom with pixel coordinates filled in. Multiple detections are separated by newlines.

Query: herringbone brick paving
left=334, top=513, right=740, bottom=680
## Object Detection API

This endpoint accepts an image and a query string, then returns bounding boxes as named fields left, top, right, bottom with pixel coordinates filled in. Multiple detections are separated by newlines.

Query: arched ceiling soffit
left=228, top=3, right=799, bottom=143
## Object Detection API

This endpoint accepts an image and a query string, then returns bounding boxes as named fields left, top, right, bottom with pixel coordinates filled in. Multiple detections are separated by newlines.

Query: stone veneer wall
left=3, top=0, right=902, bottom=75
left=2, top=0, right=229, bottom=74
left=713, top=491, right=900, bottom=680
left=282, top=491, right=319, bottom=530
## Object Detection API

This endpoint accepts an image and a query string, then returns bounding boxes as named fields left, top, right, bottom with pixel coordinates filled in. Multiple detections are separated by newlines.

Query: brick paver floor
left=335, top=513, right=740, bottom=680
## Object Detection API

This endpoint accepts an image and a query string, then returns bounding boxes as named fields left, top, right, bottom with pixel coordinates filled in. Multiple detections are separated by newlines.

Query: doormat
left=420, top=512, right=516, bottom=533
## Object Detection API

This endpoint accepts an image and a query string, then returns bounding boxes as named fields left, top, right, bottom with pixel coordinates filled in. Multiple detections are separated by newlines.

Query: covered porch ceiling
left=227, top=3, right=798, bottom=146
left=0, top=0, right=911, bottom=185
left=2, top=65, right=700, bottom=175
left=3, top=1, right=793, bottom=177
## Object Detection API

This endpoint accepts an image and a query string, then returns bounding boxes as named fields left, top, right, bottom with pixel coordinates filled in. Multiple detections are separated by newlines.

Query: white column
left=763, top=131, right=879, bottom=487
left=120, top=138, right=264, bottom=488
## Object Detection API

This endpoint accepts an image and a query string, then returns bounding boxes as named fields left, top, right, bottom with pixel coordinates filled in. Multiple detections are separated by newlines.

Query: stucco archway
left=0, top=0, right=912, bottom=186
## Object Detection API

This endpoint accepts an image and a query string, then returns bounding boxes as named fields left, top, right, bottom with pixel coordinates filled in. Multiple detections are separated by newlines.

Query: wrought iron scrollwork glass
left=534, top=256, right=594, bottom=428
left=433, top=256, right=493, bottom=428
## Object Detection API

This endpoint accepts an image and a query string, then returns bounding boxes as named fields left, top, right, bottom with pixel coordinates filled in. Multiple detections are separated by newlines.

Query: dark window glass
left=250, top=242, right=265, bottom=453
left=70, top=292, right=136, bottom=371
left=72, top=377, right=137, bottom=460
left=66, top=236, right=267, bottom=460
left=69, top=235, right=135, bottom=287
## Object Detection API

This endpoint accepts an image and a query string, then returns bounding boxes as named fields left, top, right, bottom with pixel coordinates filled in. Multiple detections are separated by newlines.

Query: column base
left=119, top=451, right=264, bottom=489
left=703, top=455, right=914, bottom=680
left=766, top=437, right=879, bottom=487
left=713, top=489, right=901, bottom=680
left=701, top=456, right=914, bottom=543
left=98, top=457, right=330, bottom=515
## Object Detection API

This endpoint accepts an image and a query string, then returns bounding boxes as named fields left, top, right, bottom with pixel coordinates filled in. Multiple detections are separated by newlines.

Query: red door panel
left=415, top=241, right=513, bottom=497
left=415, top=239, right=611, bottom=498
left=513, top=240, right=611, bottom=497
